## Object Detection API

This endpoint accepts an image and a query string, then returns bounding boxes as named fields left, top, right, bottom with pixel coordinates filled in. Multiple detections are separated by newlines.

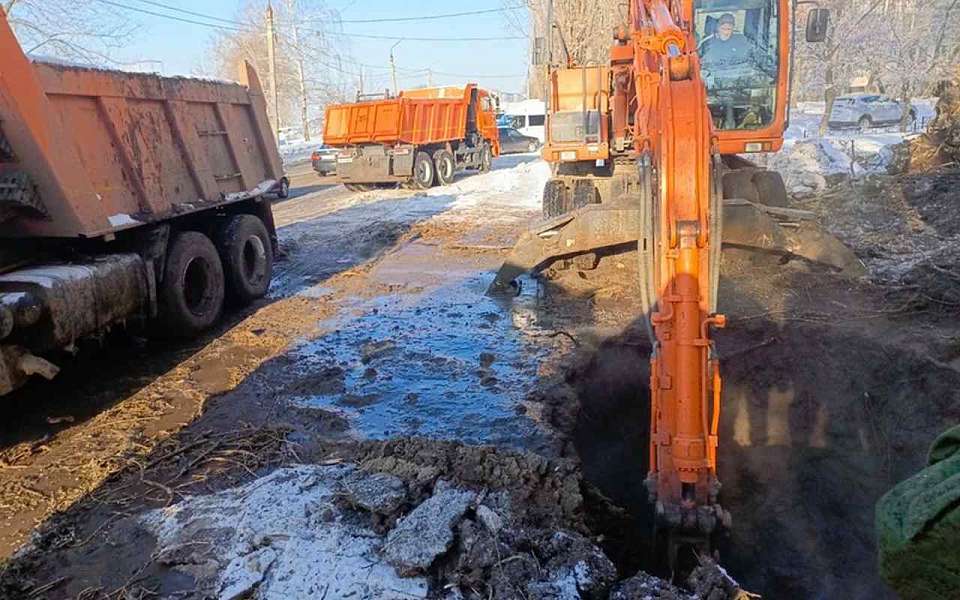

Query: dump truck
left=323, top=85, right=500, bottom=190
left=0, top=11, right=285, bottom=395
left=490, top=0, right=860, bottom=569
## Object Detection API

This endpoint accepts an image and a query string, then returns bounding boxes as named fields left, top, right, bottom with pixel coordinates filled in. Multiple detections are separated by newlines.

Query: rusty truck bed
left=0, top=12, right=282, bottom=240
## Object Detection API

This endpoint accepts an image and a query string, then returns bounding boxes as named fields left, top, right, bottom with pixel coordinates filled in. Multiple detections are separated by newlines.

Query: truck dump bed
left=0, top=13, right=283, bottom=240
left=324, top=86, right=481, bottom=147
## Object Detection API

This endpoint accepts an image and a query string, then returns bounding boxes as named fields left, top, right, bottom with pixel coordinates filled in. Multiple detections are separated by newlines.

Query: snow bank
left=430, top=157, right=550, bottom=212
left=752, top=102, right=939, bottom=197
left=279, top=139, right=318, bottom=167
left=140, top=465, right=429, bottom=599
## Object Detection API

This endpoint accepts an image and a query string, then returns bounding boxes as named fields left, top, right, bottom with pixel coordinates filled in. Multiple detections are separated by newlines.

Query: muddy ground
left=1, top=156, right=959, bottom=599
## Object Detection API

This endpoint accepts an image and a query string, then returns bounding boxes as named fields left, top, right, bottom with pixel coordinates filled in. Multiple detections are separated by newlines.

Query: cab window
left=694, top=0, right=781, bottom=131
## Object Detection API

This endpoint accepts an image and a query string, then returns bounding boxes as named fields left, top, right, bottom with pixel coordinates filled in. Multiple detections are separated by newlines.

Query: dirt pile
left=1, top=432, right=750, bottom=600
left=890, top=75, right=960, bottom=172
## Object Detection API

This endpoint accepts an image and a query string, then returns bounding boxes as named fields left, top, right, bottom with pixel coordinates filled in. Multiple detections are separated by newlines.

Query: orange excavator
left=490, top=0, right=853, bottom=566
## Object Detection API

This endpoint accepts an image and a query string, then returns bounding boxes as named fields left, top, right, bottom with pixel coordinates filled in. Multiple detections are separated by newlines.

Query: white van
left=501, top=99, right=546, bottom=143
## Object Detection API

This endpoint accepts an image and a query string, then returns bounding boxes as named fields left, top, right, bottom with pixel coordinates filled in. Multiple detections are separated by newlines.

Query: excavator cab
left=696, top=0, right=782, bottom=132
left=695, top=0, right=788, bottom=152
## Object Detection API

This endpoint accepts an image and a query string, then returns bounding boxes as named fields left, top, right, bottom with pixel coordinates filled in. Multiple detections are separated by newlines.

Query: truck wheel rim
left=184, top=257, right=212, bottom=316
left=440, top=158, right=453, bottom=180
left=242, top=236, right=267, bottom=285
left=418, top=161, right=432, bottom=184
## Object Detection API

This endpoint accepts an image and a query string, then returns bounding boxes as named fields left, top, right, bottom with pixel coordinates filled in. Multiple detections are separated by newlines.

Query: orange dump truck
left=323, top=85, right=500, bottom=190
left=0, top=11, right=286, bottom=395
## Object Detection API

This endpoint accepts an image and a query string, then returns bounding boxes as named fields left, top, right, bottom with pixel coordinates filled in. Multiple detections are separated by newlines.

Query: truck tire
left=215, top=215, right=273, bottom=306
left=752, top=170, right=789, bottom=208
left=479, top=143, right=493, bottom=173
left=433, top=150, right=455, bottom=186
left=542, top=179, right=568, bottom=219
left=722, top=169, right=760, bottom=203
left=572, top=179, right=598, bottom=210
left=158, top=231, right=225, bottom=337
left=411, top=151, right=435, bottom=189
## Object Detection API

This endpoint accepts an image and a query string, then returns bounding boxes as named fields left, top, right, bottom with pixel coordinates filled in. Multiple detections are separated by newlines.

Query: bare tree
left=4, top=0, right=135, bottom=64
left=517, top=0, right=624, bottom=98
left=209, top=0, right=353, bottom=141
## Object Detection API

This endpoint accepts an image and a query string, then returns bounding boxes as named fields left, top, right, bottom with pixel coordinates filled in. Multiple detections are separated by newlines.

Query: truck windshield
left=694, top=0, right=780, bottom=131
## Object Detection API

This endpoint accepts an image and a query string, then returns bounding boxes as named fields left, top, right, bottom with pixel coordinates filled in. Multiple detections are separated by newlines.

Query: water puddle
left=285, top=270, right=559, bottom=451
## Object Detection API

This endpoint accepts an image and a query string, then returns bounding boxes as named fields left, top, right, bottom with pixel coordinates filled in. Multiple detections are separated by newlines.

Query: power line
left=131, top=0, right=241, bottom=25
left=105, top=0, right=525, bottom=41
left=93, top=0, right=528, bottom=81
left=335, top=32, right=523, bottom=42
left=340, top=6, right=524, bottom=24
left=132, top=1, right=523, bottom=25
left=95, top=0, right=245, bottom=31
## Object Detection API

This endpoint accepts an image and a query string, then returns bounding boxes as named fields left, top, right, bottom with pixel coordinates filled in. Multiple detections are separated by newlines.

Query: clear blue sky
left=113, top=0, right=531, bottom=94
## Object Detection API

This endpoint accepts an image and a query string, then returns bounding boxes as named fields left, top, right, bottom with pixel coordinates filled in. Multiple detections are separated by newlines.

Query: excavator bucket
left=487, top=199, right=864, bottom=295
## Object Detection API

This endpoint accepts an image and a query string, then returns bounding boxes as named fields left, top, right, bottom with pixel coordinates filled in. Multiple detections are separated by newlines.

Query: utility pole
left=266, top=2, right=280, bottom=139
left=427, top=69, right=434, bottom=87
left=286, top=0, right=310, bottom=142
left=358, top=65, right=364, bottom=97
left=544, top=0, right=553, bottom=105
left=389, top=39, right=402, bottom=96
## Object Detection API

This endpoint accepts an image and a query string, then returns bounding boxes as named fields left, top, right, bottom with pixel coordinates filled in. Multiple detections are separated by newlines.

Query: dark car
left=498, top=127, right=540, bottom=154
left=311, top=145, right=338, bottom=176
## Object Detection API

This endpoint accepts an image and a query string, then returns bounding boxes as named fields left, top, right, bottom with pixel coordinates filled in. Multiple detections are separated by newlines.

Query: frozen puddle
left=284, top=272, right=558, bottom=451
left=140, top=465, right=430, bottom=599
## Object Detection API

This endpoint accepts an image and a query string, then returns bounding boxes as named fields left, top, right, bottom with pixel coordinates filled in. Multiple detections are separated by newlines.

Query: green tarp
left=877, top=425, right=960, bottom=599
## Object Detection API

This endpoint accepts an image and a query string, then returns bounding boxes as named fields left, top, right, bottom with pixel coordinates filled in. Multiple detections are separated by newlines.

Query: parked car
left=311, top=145, right=338, bottom=176
left=498, top=127, right=540, bottom=154
left=828, top=94, right=917, bottom=130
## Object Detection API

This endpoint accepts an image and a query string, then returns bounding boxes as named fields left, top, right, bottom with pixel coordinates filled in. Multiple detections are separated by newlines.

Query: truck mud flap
left=487, top=200, right=864, bottom=295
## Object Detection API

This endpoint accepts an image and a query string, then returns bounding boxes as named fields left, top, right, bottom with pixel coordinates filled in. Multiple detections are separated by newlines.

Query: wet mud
left=3, top=162, right=960, bottom=598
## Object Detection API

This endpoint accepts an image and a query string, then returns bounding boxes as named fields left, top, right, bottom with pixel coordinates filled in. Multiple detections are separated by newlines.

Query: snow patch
left=139, top=465, right=429, bottom=599
left=107, top=213, right=141, bottom=228
left=429, top=158, right=550, bottom=214
left=280, top=138, right=320, bottom=167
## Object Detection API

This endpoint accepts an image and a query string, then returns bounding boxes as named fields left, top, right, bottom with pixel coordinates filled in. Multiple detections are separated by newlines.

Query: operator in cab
left=699, top=13, right=752, bottom=70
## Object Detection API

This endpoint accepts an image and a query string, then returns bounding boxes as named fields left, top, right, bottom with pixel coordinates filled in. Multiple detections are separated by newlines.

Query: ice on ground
left=139, top=465, right=429, bottom=599
left=383, top=480, right=475, bottom=576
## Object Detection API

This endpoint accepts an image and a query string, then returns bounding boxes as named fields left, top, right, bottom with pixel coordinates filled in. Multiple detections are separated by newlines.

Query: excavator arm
left=489, top=0, right=851, bottom=570
left=631, top=0, right=729, bottom=558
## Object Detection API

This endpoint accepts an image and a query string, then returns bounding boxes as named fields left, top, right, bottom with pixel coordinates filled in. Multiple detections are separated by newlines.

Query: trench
left=564, top=319, right=960, bottom=598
